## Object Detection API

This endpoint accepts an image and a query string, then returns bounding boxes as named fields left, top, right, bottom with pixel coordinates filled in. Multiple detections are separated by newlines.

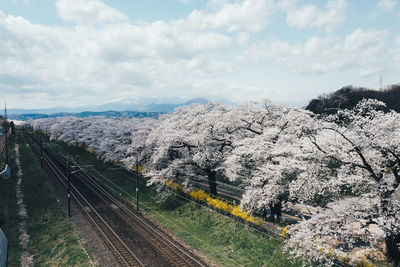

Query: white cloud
left=188, top=0, right=275, bottom=33
left=343, top=28, right=387, bottom=52
left=247, top=28, right=388, bottom=75
left=0, top=7, right=236, bottom=108
left=283, top=0, right=347, bottom=31
left=248, top=36, right=346, bottom=73
left=2, top=0, right=400, bottom=109
left=237, top=31, right=250, bottom=45
left=56, top=0, right=128, bottom=25
left=376, top=0, right=396, bottom=12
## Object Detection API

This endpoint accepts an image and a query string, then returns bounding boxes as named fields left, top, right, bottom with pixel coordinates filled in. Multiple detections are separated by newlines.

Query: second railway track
left=25, top=133, right=208, bottom=267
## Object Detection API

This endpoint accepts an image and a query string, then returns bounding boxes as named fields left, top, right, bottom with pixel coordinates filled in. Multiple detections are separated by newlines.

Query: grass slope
left=17, top=133, right=93, bottom=266
left=0, top=135, right=23, bottom=266
left=40, top=134, right=302, bottom=267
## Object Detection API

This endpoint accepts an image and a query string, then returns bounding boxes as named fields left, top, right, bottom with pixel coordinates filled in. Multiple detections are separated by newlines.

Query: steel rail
left=28, top=134, right=206, bottom=267
left=25, top=135, right=146, bottom=267
left=67, top=157, right=205, bottom=267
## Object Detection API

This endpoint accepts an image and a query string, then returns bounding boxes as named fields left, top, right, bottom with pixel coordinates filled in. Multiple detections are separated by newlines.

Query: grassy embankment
left=0, top=134, right=23, bottom=266
left=40, top=133, right=302, bottom=267
left=1, top=132, right=94, bottom=266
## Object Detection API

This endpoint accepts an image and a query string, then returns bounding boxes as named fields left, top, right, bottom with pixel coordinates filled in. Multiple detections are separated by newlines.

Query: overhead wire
left=30, top=134, right=284, bottom=266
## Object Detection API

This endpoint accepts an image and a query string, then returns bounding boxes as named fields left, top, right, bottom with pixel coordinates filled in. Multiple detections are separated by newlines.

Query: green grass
left=147, top=199, right=301, bottom=267
left=37, top=133, right=302, bottom=267
left=16, top=132, right=93, bottom=266
left=0, top=134, right=23, bottom=266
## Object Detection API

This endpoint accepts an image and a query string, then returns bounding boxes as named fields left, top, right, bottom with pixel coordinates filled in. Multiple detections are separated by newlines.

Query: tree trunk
left=206, top=170, right=218, bottom=196
left=386, top=233, right=400, bottom=266
left=380, top=186, right=400, bottom=266
left=269, top=202, right=282, bottom=220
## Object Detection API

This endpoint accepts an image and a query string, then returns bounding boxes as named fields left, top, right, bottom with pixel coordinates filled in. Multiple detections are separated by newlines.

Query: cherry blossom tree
left=29, top=117, right=59, bottom=134
left=27, top=116, right=155, bottom=163
left=146, top=103, right=237, bottom=195
left=285, top=195, right=386, bottom=265
left=287, top=99, right=400, bottom=265
left=224, top=99, right=399, bottom=264
left=123, top=116, right=163, bottom=169
left=222, top=101, right=336, bottom=218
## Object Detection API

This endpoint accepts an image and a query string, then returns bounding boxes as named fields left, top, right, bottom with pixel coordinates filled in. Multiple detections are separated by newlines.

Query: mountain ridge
left=8, top=97, right=209, bottom=115
left=7, top=98, right=209, bottom=120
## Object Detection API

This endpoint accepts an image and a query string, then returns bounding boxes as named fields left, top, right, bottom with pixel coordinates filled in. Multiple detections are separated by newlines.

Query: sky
left=0, top=0, right=400, bottom=109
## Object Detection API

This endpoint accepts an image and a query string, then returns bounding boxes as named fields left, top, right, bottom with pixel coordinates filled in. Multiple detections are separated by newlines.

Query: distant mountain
left=8, top=98, right=209, bottom=114
left=142, top=98, right=209, bottom=112
left=306, top=84, right=400, bottom=114
left=8, top=106, right=90, bottom=115
left=8, top=110, right=161, bottom=121
left=8, top=98, right=210, bottom=120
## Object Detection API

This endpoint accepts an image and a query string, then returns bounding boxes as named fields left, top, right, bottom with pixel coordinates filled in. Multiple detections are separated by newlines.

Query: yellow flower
left=165, top=180, right=185, bottom=192
left=281, top=226, right=288, bottom=237
left=189, top=189, right=209, bottom=202
left=131, top=165, right=145, bottom=173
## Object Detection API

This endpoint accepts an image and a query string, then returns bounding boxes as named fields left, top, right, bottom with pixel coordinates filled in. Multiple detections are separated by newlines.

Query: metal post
left=40, top=141, right=43, bottom=168
left=67, top=156, right=71, bottom=217
left=136, top=154, right=139, bottom=211
left=5, top=131, right=8, bottom=165
left=76, top=155, right=79, bottom=165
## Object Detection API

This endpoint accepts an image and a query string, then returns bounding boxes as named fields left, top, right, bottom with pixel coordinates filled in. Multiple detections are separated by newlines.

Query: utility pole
left=67, top=156, right=71, bottom=217
left=4, top=102, right=7, bottom=120
left=40, top=141, right=43, bottom=168
left=4, top=130, right=8, bottom=165
left=136, top=154, right=139, bottom=211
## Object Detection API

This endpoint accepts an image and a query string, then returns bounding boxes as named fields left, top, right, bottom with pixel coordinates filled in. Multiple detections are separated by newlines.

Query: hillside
left=306, top=84, right=400, bottom=114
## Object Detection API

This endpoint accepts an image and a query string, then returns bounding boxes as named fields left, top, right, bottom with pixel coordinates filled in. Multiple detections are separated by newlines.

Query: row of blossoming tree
left=27, top=99, right=400, bottom=266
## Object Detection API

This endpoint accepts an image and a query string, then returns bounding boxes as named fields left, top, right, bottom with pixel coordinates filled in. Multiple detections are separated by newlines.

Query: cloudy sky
left=1, top=0, right=399, bottom=109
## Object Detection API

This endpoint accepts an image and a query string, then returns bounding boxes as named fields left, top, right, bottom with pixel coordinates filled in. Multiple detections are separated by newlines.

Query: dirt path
left=14, top=144, right=34, bottom=267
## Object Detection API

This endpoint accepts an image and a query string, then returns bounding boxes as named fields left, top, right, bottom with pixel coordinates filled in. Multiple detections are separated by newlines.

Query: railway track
left=25, top=133, right=207, bottom=267
left=25, top=134, right=145, bottom=267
